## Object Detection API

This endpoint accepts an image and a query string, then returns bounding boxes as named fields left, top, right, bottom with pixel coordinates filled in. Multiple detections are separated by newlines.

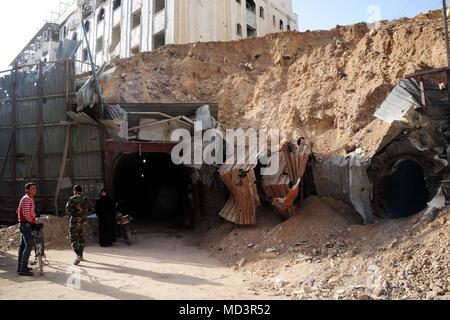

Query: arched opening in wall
left=377, top=160, right=430, bottom=219
left=113, top=0, right=121, bottom=10
left=246, top=0, right=256, bottom=13
left=236, top=24, right=243, bottom=36
left=113, top=153, right=195, bottom=228
left=259, top=7, right=265, bottom=19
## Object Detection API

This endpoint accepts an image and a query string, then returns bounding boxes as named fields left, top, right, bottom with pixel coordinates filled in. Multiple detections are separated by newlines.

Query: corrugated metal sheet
left=42, top=126, right=66, bottom=154
left=0, top=102, right=12, bottom=127
left=43, top=156, right=64, bottom=178
left=0, top=61, right=103, bottom=219
left=72, top=153, right=103, bottom=177
left=16, top=101, right=39, bottom=125
left=374, top=79, right=422, bottom=124
left=72, top=126, right=101, bottom=153
left=43, top=98, right=68, bottom=124
left=16, top=127, right=37, bottom=155
left=0, top=128, right=11, bottom=154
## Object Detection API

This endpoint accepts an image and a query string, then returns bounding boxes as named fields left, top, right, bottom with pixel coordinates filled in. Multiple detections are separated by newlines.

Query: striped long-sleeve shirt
left=17, top=194, right=36, bottom=224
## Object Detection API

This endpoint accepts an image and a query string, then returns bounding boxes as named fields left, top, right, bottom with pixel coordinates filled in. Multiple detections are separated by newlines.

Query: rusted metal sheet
left=262, top=139, right=313, bottom=219
left=218, top=144, right=260, bottom=225
left=218, top=168, right=260, bottom=225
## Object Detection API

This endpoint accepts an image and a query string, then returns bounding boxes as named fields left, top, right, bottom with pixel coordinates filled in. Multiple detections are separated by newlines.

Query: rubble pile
left=102, top=10, right=446, bottom=157
left=198, top=198, right=450, bottom=300
left=0, top=216, right=71, bottom=251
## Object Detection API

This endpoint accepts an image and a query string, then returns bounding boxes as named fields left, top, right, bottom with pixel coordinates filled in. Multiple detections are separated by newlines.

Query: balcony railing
left=131, top=27, right=141, bottom=48
left=153, top=9, right=165, bottom=35
left=246, top=10, right=257, bottom=29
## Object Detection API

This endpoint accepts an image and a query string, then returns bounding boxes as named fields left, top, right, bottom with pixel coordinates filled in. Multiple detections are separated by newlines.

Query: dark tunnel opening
left=380, top=160, right=430, bottom=219
left=113, top=152, right=195, bottom=228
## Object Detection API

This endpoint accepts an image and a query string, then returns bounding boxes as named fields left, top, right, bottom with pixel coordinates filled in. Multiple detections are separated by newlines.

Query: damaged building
left=59, top=0, right=298, bottom=74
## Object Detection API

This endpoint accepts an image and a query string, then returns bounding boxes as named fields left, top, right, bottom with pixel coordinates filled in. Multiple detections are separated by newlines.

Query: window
left=279, top=20, right=284, bottom=31
left=236, top=24, right=242, bottom=36
left=72, top=32, right=78, bottom=41
left=153, top=31, right=165, bottom=50
left=132, top=9, right=141, bottom=29
left=247, top=25, right=256, bottom=38
left=97, top=8, right=105, bottom=22
left=82, top=48, right=88, bottom=61
left=273, top=15, right=276, bottom=26
left=110, top=25, right=121, bottom=53
left=96, top=36, right=104, bottom=53
left=154, top=0, right=165, bottom=13
left=287, top=25, right=291, bottom=31
left=259, top=7, right=265, bottom=19
left=236, top=0, right=241, bottom=4
left=113, top=0, right=121, bottom=10
left=246, top=0, right=256, bottom=13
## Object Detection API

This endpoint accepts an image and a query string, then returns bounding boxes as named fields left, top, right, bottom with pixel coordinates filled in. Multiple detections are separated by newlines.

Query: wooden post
left=12, top=64, right=18, bottom=196
left=443, top=0, right=450, bottom=66
left=37, top=61, right=45, bottom=213
left=54, top=124, right=71, bottom=216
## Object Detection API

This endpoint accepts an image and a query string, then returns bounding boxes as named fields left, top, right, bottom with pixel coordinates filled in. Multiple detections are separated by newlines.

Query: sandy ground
left=0, top=227, right=278, bottom=300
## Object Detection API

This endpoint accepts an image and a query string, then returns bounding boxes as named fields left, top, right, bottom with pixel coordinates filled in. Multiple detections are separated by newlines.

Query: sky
left=0, top=0, right=445, bottom=70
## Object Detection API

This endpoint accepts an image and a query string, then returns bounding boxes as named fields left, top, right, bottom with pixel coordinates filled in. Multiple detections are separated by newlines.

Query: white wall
left=60, top=0, right=298, bottom=73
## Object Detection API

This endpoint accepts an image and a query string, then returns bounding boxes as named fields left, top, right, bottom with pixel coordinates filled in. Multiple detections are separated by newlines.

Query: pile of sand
left=198, top=196, right=450, bottom=300
left=101, top=10, right=446, bottom=157
left=0, top=216, right=72, bottom=251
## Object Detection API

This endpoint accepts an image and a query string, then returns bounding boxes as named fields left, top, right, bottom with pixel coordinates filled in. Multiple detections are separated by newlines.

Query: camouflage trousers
left=70, top=219, right=87, bottom=254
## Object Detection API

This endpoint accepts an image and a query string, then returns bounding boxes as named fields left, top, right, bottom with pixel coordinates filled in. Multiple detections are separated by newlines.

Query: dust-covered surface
left=196, top=196, right=450, bottom=300
left=102, top=10, right=446, bottom=157
left=0, top=228, right=281, bottom=300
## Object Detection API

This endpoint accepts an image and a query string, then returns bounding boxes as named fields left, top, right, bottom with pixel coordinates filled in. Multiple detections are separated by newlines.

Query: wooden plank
left=54, top=125, right=71, bottom=215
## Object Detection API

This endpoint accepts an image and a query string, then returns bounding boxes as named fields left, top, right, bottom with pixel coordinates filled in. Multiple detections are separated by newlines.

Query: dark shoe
left=17, top=267, right=32, bottom=273
left=18, top=271, right=34, bottom=277
left=74, top=256, right=82, bottom=266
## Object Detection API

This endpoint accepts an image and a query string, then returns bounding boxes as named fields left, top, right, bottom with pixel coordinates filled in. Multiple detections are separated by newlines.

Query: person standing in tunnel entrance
left=66, top=185, right=92, bottom=266
left=95, top=189, right=117, bottom=247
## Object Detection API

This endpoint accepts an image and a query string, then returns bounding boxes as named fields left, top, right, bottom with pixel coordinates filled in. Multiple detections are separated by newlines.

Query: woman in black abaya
left=95, top=189, right=117, bottom=247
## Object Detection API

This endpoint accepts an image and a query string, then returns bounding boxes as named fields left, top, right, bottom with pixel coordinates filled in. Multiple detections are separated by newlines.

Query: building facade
left=10, top=23, right=60, bottom=68
left=60, top=0, right=298, bottom=73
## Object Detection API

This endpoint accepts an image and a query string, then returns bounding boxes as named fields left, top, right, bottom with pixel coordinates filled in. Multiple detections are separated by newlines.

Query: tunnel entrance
left=113, top=152, right=195, bottom=228
left=380, top=160, right=430, bottom=219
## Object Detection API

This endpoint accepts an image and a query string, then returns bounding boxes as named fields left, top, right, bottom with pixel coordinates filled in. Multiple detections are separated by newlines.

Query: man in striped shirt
left=16, top=182, right=38, bottom=276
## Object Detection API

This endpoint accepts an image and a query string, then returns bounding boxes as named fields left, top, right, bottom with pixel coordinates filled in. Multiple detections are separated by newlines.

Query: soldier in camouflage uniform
left=66, top=185, right=92, bottom=266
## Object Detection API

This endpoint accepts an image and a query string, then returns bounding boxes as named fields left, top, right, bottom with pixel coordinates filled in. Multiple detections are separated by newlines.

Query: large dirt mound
left=198, top=196, right=450, bottom=300
left=102, top=10, right=446, bottom=156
